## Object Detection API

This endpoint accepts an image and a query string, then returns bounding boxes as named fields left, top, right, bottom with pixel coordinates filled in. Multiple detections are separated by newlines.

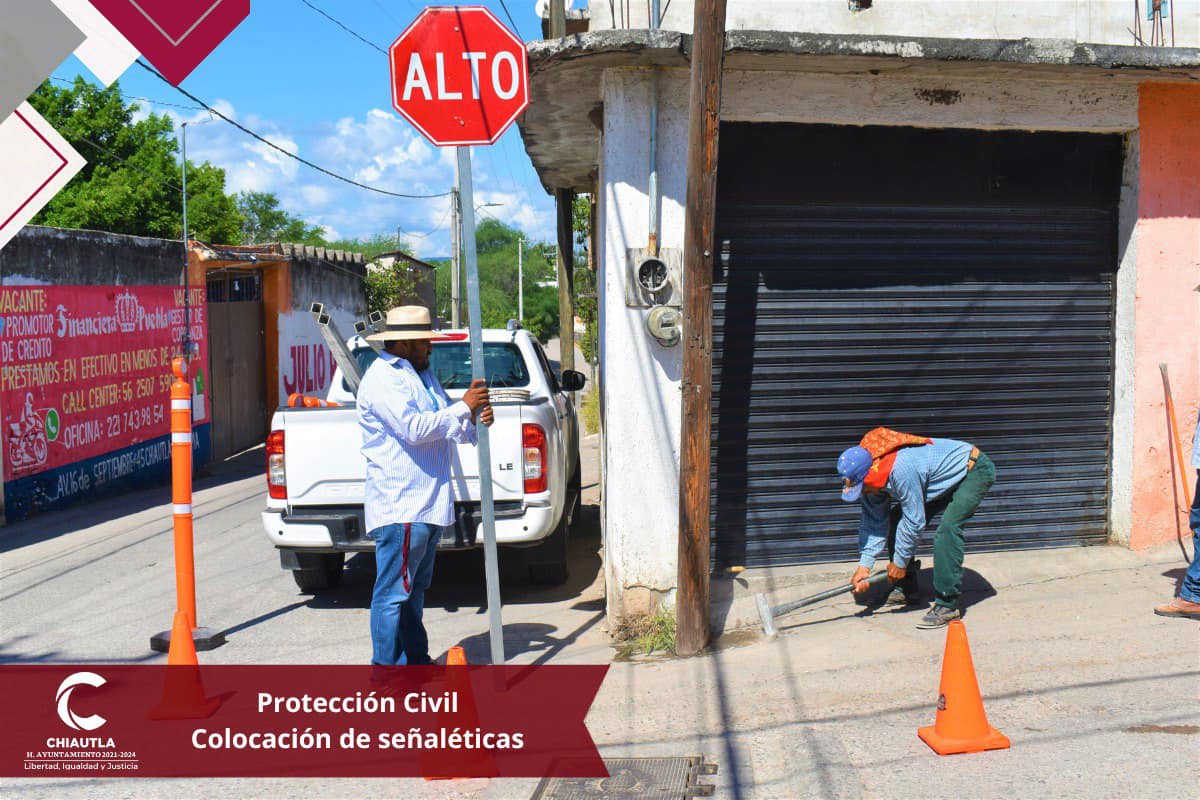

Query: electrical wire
left=403, top=201, right=454, bottom=239
left=496, top=0, right=525, bottom=40
left=135, top=59, right=449, bottom=199
left=49, top=75, right=205, bottom=111
left=299, top=0, right=387, bottom=54
left=368, top=0, right=404, bottom=25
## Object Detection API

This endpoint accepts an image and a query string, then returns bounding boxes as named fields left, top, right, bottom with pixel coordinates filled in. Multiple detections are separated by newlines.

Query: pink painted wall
left=1130, top=84, right=1200, bottom=549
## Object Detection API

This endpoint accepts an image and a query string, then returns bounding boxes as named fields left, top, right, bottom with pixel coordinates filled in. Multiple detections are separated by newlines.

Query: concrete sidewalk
left=592, top=541, right=1199, bottom=799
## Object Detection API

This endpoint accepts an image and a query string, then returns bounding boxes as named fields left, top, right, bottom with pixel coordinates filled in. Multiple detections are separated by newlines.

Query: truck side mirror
left=560, top=370, right=586, bottom=392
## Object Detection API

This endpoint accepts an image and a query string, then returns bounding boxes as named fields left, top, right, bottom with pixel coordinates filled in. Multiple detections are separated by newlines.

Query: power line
left=49, top=75, right=205, bottom=111
left=368, top=0, right=404, bottom=25
left=496, top=0, right=525, bottom=40
left=404, top=201, right=454, bottom=239
left=135, top=59, right=449, bottom=199
left=299, top=0, right=386, bottom=54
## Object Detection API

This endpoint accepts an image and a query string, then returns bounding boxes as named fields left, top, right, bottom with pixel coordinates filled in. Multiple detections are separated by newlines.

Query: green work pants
left=886, top=452, right=995, bottom=609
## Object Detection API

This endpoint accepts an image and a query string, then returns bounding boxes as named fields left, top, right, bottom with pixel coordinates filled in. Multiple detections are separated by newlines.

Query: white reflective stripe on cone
left=173, top=504, right=192, bottom=515
left=171, top=433, right=192, bottom=444
left=171, top=399, right=190, bottom=410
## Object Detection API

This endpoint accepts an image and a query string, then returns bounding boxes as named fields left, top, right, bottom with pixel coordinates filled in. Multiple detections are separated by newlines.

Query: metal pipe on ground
left=756, top=572, right=889, bottom=637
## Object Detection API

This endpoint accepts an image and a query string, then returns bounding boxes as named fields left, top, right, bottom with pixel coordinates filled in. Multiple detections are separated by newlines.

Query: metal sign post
left=389, top=6, right=530, bottom=666
left=457, top=145, right=505, bottom=665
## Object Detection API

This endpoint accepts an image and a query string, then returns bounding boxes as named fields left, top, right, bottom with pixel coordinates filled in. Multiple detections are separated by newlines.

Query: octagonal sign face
left=389, top=6, right=529, bottom=147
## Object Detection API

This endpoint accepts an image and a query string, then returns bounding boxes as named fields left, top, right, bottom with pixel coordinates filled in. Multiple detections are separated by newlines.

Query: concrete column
left=600, top=68, right=688, bottom=619
left=1128, top=83, right=1200, bottom=549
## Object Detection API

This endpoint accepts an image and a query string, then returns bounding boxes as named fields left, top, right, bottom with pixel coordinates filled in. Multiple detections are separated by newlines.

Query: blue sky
left=51, top=0, right=560, bottom=258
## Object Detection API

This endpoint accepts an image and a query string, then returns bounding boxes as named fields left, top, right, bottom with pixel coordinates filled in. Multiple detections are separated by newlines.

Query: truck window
left=530, top=340, right=561, bottom=393
left=431, top=343, right=531, bottom=389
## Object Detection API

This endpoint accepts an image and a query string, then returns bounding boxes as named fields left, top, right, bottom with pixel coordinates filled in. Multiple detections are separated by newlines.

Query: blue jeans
left=370, top=522, right=443, bottom=665
left=1185, top=473, right=1200, bottom=603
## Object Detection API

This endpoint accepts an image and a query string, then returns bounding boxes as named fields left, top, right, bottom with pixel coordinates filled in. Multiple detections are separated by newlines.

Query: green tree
left=364, top=264, right=418, bottom=314
left=432, top=217, right=559, bottom=338
left=27, top=77, right=242, bottom=243
left=572, top=195, right=598, bottom=363
left=237, top=191, right=325, bottom=245
left=324, top=232, right=405, bottom=257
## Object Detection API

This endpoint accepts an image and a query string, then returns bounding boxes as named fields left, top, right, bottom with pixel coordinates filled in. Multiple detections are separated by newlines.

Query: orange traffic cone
left=148, top=612, right=222, bottom=720
left=918, top=620, right=1009, bottom=755
left=423, top=646, right=498, bottom=780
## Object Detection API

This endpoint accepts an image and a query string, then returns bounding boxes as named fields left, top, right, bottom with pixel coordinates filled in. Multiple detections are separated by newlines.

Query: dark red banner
left=0, top=665, right=608, bottom=779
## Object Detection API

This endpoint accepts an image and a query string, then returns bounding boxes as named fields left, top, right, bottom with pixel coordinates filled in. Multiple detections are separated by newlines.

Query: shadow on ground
left=851, top=565, right=997, bottom=613
left=305, top=503, right=603, bottom=615
left=0, top=446, right=266, bottom=554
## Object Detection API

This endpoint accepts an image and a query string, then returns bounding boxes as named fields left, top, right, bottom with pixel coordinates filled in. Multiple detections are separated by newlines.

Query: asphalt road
left=0, top=430, right=607, bottom=668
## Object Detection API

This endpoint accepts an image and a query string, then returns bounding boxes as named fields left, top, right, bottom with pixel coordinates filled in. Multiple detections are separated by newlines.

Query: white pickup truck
left=261, top=325, right=586, bottom=591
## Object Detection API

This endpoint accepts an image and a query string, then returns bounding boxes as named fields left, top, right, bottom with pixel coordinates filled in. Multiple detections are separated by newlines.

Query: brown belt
left=967, top=445, right=980, bottom=471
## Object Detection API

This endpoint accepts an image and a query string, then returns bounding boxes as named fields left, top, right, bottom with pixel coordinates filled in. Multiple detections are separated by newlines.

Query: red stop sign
left=389, top=6, right=529, bottom=147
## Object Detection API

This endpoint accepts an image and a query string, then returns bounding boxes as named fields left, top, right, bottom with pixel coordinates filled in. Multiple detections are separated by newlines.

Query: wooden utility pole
left=549, top=0, right=566, bottom=38
left=676, top=0, right=727, bottom=657
left=555, top=188, right=576, bottom=374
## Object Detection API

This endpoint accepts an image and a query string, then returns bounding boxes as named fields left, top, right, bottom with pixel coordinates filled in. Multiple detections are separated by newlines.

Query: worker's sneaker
left=885, top=585, right=922, bottom=606
left=885, top=559, right=920, bottom=606
left=1153, top=597, right=1200, bottom=620
left=916, top=605, right=961, bottom=629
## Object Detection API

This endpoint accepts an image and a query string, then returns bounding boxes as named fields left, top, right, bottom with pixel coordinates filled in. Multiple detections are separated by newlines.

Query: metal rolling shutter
left=710, top=203, right=1116, bottom=569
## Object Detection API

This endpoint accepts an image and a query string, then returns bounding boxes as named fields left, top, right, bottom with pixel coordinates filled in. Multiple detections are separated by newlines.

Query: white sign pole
left=457, top=144, right=505, bottom=666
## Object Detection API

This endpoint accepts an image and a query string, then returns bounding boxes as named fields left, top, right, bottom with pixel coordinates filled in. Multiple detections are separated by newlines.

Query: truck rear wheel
left=526, top=514, right=569, bottom=585
left=567, top=459, right=581, bottom=529
left=291, top=553, right=345, bottom=593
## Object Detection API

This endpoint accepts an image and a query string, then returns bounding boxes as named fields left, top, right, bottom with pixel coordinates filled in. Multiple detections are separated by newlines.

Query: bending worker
left=357, top=306, right=493, bottom=666
left=837, top=428, right=995, bottom=629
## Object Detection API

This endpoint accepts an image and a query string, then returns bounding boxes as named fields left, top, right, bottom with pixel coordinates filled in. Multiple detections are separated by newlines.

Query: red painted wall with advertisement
left=0, top=285, right=210, bottom=518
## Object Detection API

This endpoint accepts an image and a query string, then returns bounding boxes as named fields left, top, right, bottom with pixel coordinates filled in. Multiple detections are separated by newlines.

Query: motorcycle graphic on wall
left=8, top=393, right=50, bottom=472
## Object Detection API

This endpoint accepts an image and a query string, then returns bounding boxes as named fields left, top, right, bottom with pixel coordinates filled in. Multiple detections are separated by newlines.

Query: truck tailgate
left=282, top=407, right=365, bottom=506
left=281, top=405, right=523, bottom=507
left=449, top=403, right=523, bottom=501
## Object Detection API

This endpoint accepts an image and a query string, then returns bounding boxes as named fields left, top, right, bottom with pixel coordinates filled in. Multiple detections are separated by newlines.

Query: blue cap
left=837, top=445, right=872, bottom=502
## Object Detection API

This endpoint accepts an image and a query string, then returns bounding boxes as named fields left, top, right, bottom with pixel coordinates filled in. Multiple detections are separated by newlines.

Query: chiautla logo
left=55, top=672, right=107, bottom=732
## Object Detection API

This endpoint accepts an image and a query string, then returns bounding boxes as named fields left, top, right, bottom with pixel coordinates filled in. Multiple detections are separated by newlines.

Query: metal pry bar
left=756, top=571, right=890, bottom=637
left=309, top=305, right=364, bottom=393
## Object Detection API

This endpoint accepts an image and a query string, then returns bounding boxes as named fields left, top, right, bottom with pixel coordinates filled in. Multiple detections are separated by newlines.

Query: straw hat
left=365, top=305, right=440, bottom=342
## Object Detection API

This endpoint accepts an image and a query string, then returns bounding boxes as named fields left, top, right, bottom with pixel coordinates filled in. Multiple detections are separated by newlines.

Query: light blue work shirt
left=858, top=438, right=974, bottom=569
left=356, top=350, right=477, bottom=532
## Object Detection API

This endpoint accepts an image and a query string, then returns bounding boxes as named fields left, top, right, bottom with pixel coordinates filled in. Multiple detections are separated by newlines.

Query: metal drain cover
left=531, top=756, right=717, bottom=799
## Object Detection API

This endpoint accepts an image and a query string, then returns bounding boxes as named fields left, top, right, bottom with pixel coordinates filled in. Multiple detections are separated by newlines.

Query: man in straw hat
left=357, top=305, right=493, bottom=665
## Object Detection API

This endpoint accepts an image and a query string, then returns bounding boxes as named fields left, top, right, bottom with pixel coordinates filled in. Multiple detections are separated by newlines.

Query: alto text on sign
left=388, top=7, right=530, bottom=146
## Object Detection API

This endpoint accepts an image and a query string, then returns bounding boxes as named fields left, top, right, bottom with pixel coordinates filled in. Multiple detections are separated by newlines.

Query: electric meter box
left=625, top=247, right=682, bottom=308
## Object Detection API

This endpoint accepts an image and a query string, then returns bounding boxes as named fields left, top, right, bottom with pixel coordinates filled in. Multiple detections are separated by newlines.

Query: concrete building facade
left=189, top=242, right=368, bottom=460
left=586, top=0, right=1200, bottom=47
left=520, top=5, right=1200, bottom=620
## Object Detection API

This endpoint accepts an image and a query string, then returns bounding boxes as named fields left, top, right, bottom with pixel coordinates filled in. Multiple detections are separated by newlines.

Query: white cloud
left=299, top=184, right=333, bottom=207
left=474, top=189, right=554, bottom=242
left=141, top=99, right=553, bottom=253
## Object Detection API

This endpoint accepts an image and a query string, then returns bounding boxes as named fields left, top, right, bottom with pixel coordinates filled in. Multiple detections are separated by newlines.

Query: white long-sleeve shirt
left=356, top=350, right=477, bottom=532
